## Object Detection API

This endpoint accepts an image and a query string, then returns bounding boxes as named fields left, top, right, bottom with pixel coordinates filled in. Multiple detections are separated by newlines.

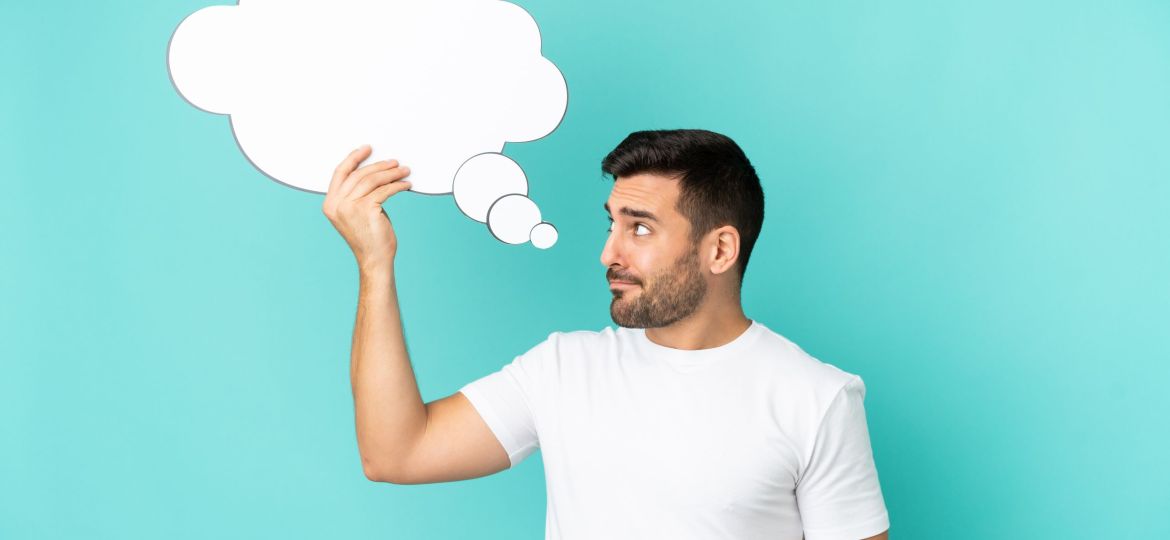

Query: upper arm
left=797, top=376, right=890, bottom=540
left=375, top=335, right=553, bottom=484
left=374, top=391, right=511, bottom=484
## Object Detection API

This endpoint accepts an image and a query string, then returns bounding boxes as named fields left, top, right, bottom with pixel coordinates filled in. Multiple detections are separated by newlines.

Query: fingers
left=340, top=158, right=400, bottom=198
left=323, top=147, right=411, bottom=223
left=367, top=175, right=414, bottom=205
left=350, top=165, right=412, bottom=200
left=329, top=145, right=372, bottom=195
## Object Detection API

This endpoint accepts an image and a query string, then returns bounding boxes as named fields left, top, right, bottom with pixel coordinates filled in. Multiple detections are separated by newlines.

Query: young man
left=323, top=129, right=890, bottom=540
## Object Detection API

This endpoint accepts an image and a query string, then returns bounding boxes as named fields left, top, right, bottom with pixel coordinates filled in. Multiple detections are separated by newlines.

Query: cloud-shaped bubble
left=167, top=0, right=566, bottom=248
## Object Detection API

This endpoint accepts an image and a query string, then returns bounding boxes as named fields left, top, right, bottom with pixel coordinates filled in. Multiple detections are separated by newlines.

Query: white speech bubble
left=167, top=0, right=566, bottom=248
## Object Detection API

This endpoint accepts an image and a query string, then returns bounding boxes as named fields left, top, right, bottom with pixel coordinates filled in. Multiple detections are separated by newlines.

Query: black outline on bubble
left=485, top=193, right=555, bottom=246
left=163, top=0, right=571, bottom=220
left=452, top=151, right=529, bottom=222
left=528, top=221, right=559, bottom=250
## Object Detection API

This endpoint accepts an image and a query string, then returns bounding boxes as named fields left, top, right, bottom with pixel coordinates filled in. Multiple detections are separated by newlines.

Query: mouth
left=608, top=280, right=639, bottom=290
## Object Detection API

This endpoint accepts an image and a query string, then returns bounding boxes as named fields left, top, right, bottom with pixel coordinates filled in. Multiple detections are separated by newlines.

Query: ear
left=705, top=225, right=741, bottom=277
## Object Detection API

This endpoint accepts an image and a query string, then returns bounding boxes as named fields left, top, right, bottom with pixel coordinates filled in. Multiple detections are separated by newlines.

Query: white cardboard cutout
left=167, top=0, right=566, bottom=247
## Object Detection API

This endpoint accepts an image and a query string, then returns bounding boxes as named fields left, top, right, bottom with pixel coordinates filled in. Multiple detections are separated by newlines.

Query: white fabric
left=458, top=320, right=888, bottom=540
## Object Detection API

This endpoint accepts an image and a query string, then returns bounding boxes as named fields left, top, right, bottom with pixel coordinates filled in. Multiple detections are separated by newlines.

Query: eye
left=606, top=218, right=614, bottom=233
left=635, top=223, right=650, bottom=236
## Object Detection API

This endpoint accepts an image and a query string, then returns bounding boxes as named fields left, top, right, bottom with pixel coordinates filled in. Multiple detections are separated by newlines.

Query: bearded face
left=608, top=243, right=708, bottom=329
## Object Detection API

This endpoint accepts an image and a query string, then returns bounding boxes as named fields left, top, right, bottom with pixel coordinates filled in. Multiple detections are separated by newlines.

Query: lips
left=609, top=280, right=638, bottom=289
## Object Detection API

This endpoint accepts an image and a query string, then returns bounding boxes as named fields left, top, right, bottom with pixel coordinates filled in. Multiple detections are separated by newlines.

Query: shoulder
left=750, top=323, right=866, bottom=409
left=747, top=324, right=876, bottom=460
left=511, top=326, right=621, bottom=368
left=759, top=324, right=857, bottom=382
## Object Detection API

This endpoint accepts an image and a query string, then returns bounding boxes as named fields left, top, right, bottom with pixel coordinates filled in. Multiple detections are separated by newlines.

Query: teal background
left=2, top=1, right=1168, bottom=538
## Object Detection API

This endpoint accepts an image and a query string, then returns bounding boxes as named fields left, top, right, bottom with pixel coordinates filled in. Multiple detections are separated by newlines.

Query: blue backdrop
left=2, top=1, right=1168, bottom=538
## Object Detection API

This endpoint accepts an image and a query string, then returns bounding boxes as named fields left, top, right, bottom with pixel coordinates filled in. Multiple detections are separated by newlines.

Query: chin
left=611, top=316, right=644, bottom=329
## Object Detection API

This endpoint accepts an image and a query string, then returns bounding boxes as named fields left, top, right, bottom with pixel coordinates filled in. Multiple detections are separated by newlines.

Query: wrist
left=358, top=256, right=395, bottom=279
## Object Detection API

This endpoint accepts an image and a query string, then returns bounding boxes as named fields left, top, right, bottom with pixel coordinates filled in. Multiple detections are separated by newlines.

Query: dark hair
left=601, top=129, right=765, bottom=284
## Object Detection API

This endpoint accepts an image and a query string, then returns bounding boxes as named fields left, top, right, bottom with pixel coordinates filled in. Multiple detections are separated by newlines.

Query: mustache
left=607, top=270, right=640, bottom=283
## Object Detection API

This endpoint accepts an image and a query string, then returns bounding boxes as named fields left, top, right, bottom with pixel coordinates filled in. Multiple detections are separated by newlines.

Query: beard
left=609, top=245, right=708, bottom=328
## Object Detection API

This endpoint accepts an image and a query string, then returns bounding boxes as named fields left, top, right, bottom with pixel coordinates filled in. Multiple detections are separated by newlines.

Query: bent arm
left=350, top=263, right=423, bottom=480
left=350, top=263, right=509, bottom=483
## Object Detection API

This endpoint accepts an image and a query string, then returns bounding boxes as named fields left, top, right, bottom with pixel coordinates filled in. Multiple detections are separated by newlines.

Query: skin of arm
left=350, top=263, right=426, bottom=480
left=323, top=145, right=510, bottom=484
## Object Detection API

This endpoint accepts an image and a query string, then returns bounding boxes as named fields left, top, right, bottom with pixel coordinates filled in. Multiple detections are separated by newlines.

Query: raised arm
left=323, top=145, right=510, bottom=484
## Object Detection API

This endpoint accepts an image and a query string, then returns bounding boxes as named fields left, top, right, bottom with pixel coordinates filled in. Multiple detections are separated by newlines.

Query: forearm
left=350, top=262, right=426, bottom=478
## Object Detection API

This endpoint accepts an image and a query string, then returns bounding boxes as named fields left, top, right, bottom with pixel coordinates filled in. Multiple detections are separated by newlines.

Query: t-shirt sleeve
left=457, top=333, right=555, bottom=469
left=796, top=375, right=890, bottom=540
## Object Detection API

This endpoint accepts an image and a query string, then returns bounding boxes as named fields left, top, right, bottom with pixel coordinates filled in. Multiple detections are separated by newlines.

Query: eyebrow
left=604, top=202, right=659, bottom=222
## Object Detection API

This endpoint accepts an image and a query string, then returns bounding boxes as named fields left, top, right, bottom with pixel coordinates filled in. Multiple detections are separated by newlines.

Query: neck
left=643, top=295, right=751, bottom=351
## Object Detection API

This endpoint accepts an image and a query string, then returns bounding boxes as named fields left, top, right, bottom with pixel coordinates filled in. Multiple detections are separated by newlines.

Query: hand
left=322, top=144, right=413, bottom=271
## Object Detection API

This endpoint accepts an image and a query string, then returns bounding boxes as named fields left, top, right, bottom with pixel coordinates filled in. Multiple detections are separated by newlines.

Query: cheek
left=627, top=252, right=662, bottom=281
left=622, top=233, right=681, bottom=280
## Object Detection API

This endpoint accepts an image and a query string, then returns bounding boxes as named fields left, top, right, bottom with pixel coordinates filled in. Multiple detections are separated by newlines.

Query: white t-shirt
left=458, top=319, right=889, bottom=540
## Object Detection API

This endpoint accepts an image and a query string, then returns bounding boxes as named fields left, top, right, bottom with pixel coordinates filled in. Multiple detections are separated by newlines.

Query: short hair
left=601, top=129, right=765, bottom=284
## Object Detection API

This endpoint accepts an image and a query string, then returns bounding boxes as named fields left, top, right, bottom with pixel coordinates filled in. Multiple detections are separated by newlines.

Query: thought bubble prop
left=167, top=0, right=567, bottom=247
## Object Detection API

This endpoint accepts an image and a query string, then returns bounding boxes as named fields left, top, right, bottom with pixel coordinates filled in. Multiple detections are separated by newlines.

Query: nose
left=600, top=228, right=621, bottom=270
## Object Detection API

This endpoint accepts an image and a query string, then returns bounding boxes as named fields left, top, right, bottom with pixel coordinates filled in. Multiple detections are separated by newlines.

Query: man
left=323, top=129, right=890, bottom=540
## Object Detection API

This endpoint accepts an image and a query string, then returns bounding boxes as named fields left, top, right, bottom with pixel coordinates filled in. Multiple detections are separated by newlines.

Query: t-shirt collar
left=630, top=319, right=765, bottom=370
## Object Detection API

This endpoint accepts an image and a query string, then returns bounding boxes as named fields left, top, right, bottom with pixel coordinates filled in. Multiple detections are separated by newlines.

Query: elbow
left=362, top=462, right=386, bottom=483
left=358, top=437, right=422, bottom=483
left=362, top=458, right=417, bottom=484
left=361, top=457, right=397, bottom=483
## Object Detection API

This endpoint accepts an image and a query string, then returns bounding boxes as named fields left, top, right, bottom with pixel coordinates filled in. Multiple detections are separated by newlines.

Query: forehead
left=605, top=173, right=680, bottom=218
